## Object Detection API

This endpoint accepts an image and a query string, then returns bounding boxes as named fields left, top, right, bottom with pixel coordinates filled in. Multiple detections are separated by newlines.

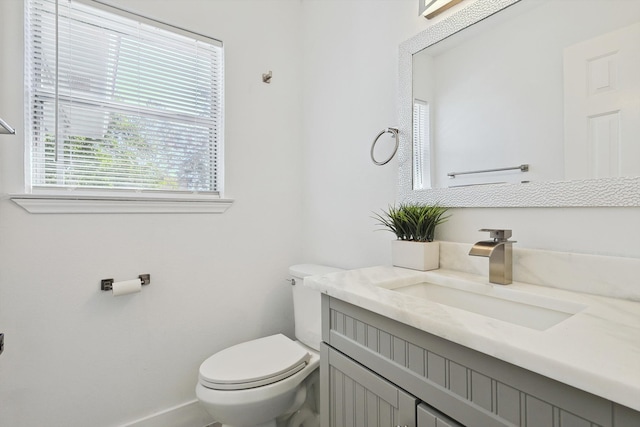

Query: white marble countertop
left=305, top=266, right=640, bottom=412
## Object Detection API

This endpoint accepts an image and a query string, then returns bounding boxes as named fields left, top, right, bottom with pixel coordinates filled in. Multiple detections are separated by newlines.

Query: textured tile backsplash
left=439, top=241, right=640, bottom=301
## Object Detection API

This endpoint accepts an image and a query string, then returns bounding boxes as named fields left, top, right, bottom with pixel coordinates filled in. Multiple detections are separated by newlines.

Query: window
left=412, top=99, right=431, bottom=190
left=24, top=0, right=224, bottom=202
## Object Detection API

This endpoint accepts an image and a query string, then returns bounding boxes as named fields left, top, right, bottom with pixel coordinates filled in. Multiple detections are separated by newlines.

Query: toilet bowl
left=196, top=335, right=320, bottom=427
left=196, top=264, right=342, bottom=427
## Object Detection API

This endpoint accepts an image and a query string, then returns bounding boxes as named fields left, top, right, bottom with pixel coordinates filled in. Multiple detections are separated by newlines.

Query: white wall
left=0, top=0, right=304, bottom=425
left=300, top=0, right=425, bottom=269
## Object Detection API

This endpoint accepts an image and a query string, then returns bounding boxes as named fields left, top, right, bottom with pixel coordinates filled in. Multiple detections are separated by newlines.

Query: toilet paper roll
left=111, top=279, right=142, bottom=296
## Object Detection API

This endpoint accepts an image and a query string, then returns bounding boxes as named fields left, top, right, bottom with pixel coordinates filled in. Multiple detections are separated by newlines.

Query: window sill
left=9, top=193, right=234, bottom=214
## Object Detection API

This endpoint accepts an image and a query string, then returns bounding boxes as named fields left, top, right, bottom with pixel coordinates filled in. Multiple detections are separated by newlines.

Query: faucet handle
left=479, top=228, right=512, bottom=241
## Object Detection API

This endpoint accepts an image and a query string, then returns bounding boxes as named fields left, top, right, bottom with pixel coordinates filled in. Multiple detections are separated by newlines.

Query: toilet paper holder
left=101, top=274, right=151, bottom=291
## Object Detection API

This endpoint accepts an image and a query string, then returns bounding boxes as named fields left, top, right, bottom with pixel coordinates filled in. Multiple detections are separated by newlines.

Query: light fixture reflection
left=0, top=117, right=16, bottom=135
left=420, top=0, right=465, bottom=19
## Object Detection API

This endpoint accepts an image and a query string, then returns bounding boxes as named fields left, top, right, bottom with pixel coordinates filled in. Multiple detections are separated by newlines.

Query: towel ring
left=370, top=127, right=399, bottom=166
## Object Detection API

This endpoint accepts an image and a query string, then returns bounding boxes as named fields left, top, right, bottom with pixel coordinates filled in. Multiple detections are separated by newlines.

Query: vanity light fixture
left=0, top=117, right=16, bottom=135
left=420, top=0, right=465, bottom=19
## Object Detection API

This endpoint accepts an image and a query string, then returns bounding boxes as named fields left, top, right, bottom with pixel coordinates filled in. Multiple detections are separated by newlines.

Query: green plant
left=373, top=203, right=450, bottom=242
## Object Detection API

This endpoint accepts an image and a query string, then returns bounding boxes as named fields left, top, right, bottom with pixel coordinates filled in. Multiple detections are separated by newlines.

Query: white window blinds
left=413, top=99, right=430, bottom=190
left=25, top=0, right=224, bottom=194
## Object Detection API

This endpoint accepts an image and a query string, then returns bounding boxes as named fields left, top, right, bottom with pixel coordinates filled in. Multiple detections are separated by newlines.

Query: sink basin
left=385, top=279, right=586, bottom=331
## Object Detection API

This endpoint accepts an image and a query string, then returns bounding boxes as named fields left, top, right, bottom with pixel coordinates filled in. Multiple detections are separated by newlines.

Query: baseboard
left=123, top=399, right=216, bottom=427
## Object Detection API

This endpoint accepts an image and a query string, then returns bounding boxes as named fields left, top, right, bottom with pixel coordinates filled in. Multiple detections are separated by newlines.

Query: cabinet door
left=321, top=343, right=417, bottom=427
left=417, top=403, right=465, bottom=427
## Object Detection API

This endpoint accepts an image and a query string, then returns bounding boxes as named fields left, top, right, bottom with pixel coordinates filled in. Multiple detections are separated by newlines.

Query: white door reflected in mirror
left=564, top=22, right=640, bottom=180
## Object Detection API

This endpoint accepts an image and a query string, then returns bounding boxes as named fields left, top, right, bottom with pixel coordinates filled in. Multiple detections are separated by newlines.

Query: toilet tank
left=289, top=264, right=343, bottom=351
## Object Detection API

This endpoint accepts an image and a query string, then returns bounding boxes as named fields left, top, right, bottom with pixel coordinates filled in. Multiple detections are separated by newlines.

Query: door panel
left=417, top=403, right=465, bottom=427
left=321, top=343, right=417, bottom=427
left=564, top=22, right=640, bottom=179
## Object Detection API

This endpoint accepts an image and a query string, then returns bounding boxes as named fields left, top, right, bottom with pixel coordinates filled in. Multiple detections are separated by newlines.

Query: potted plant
left=373, top=203, right=450, bottom=271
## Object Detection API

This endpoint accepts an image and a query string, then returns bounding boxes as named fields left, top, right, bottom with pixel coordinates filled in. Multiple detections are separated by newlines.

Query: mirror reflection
left=412, top=0, right=640, bottom=190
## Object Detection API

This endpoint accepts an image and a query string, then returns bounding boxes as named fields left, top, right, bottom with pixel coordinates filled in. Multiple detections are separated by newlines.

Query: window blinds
left=25, top=0, right=224, bottom=194
left=413, top=100, right=430, bottom=190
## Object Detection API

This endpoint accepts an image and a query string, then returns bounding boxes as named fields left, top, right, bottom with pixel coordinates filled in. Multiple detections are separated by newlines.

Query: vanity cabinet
left=320, top=294, right=640, bottom=427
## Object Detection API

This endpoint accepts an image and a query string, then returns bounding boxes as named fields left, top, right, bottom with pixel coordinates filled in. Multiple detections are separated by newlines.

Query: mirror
left=398, top=0, right=640, bottom=207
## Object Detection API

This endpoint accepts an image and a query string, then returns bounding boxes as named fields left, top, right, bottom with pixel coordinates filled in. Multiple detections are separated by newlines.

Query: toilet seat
left=199, top=334, right=311, bottom=390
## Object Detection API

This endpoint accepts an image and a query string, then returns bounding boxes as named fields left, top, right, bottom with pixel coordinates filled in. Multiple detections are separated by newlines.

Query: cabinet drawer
left=322, top=294, right=640, bottom=427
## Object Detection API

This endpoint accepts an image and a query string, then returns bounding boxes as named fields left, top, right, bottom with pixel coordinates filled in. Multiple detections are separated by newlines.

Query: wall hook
left=262, top=70, right=272, bottom=84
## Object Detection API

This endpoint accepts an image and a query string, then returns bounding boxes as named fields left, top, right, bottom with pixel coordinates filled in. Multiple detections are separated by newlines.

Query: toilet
left=196, top=264, right=343, bottom=427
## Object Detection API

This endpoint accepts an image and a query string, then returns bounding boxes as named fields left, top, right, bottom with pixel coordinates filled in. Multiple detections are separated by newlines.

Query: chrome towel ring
left=370, top=127, right=399, bottom=166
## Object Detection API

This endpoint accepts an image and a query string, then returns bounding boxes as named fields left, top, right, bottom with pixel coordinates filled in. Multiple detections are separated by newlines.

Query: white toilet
left=196, top=264, right=343, bottom=427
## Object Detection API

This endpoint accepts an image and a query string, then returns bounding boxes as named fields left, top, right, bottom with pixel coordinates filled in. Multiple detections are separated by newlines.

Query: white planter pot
left=392, top=240, right=440, bottom=271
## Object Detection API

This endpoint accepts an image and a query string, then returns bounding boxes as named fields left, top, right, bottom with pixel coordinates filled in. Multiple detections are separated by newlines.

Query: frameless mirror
left=398, top=0, right=640, bottom=207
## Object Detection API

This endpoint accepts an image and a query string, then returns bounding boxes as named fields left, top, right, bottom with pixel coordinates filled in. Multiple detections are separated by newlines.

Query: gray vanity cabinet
left=320, top=294, right=640, bottom=427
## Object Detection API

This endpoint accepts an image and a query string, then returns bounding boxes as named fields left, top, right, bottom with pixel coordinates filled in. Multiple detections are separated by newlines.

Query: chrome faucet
left=469, top=229, right=516, bottom=285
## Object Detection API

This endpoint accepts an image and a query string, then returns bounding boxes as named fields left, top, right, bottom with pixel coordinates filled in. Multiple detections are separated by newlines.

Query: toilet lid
left=199, top=334, right=310, bottom=390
